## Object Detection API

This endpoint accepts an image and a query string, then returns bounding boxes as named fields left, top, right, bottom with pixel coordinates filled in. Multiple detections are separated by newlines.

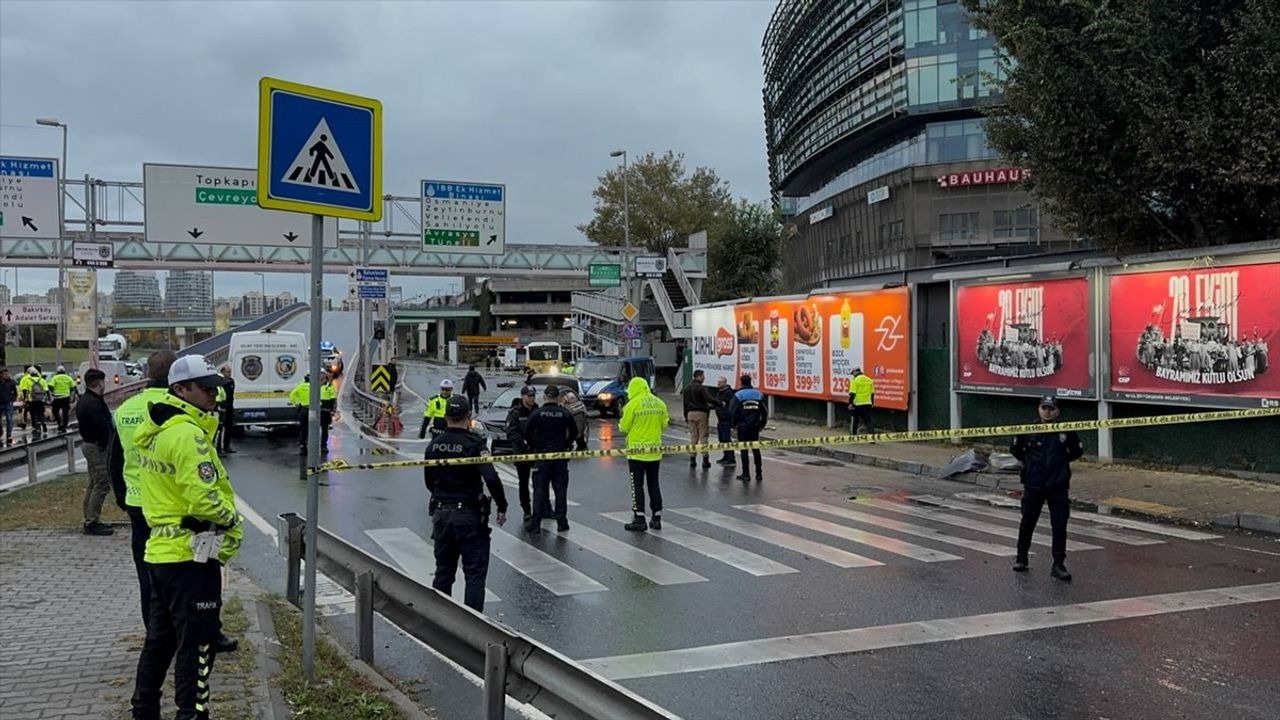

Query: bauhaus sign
left=937, top=167, right=1031, bottom=189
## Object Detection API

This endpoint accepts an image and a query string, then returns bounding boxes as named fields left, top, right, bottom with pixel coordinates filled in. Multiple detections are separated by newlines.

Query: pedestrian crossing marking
left=493, top=465, right=580, bottom=506
left=365, top=528, right=500, bottom=604
left=789, top=502, right=1017, bottom=556
left=546, top=523, right=708, bottom=586
left=670, top=508, right=883, bottom=568
left=489, top=529, right=608, bottom=595
left=282, top=118, right=359, bottom=193
left=950, top=491, right=1221, bottom=540
left=859, top=499, right=1103, bottom=552
left=908, top=495, right=1164, bottom=546
left=600, top=512, right=799, bottom=577
left=736, top=505, right=963, bottom=562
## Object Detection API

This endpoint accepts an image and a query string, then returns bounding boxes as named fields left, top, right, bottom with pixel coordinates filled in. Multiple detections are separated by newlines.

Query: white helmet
left=439, top=379, right=454, bottom=389
left=56, top=365, right=66, bottom=373
left=27, top=367, right=38, bottom=376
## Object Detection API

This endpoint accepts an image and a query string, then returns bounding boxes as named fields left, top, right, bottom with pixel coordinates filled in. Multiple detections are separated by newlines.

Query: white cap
left=168, top=354, right=229, bottom=388
left=56, top=365, right=66, bottom=373
left=439, top=379, right=454, bottom=389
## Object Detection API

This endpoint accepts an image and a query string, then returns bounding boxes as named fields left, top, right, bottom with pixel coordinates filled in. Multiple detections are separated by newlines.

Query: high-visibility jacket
left=288, top=381, right=310, bottom=407
left=113, top=386, right=169, bottom=509
left=420, top=393, right=450, bottom=435
left=49, top=373, right=76, bottom=398
left=134, top=393, right=242, bottom=565
left=850, top=374, right=875, bottom=406
left=618, top=377, right=669, bottom=462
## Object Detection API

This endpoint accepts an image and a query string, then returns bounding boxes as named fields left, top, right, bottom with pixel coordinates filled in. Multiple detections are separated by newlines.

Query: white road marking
left=859, top=498, right=1103, bottom=551
left=580, top=581, right=1280, bottom=680
left=489, top=528, right=608, bottom=595
left=494, top=464, right=580, bottom=506
left=736, top=505, right=963, bottom=562
left=670, top=508, right=882, bottom=568
left=909, top=495, right=1164, bottom=546
left=541, top=523, right=707, bottom=586
left=1215, top=543, right=1280, bottom=558
left=599, top=511, right=798, bottom=576
left=366, top=527, right=500, bottom=604
left=790, top=502, right=1017, bottom=556
left=235, top=494, right=277, bottom=540
left=949, top=491, right=1222, bottom=541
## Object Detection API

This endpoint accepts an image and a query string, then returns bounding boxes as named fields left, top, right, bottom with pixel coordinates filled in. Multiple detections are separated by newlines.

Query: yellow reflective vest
left=619, top=378, right=669, bottom=462
left=289, top=381, right=310, bottom=407
left=850, top=373, right=875, bottom=406
left=113, top=386, right=169, bottom=509
left=49, top=373, right=76, bottom=398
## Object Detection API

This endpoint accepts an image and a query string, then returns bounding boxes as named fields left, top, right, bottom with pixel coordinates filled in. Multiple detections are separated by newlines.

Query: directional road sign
left=369, top=364, right=396, bottom=394
left=258, top=77, right=382, bottom=221
left=72, top=241, right=114, bottom=268
left=356, top=284, right=388, bottom=300
left=421, top=180, right=505, bottom=255
left=2, top=303, right=60, bottom=325
left=352, top=267, right=389, bottom=284
left=144, top=164, right=337, bottom=247
left=0, top=156, right=62, bottom=240
left=589, top=263, right=621, bottom=288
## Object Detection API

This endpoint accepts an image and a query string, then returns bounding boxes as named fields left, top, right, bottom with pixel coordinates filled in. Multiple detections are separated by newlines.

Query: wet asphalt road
left=221, top=312, right=1280, bottom=720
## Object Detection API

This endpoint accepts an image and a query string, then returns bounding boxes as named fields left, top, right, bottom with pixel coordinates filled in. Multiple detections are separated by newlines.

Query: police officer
left=20, top=367, right=49, bottom=439
left=620, top=377, right=669, bottom=532
left=424, top=395, right=507, bottom=612
left=1010, top=395, right=1084, bottom=581
left=713, top=376, right=737, bottom=465
left=524, top=384, right=578, bottom=534
left=217, top=365, right=236, bottom=454
left=49, top=365, right=76, bottom=434
left=729, top=374, right=767, bottom=482
left=319, top=372, right=337, bottom=453
left=130, top=354, right=243, bottom=720
left=419, top=379, right=454, bottom=439
left=289, top=374, right=311, bottom=454
left=848, top=366, right=875, bottom=435
left=504, top=385, right=539, bottom=522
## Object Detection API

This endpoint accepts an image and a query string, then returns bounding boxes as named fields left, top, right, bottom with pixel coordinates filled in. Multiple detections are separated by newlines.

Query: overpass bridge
left=111, top=315, right=257, bottom=332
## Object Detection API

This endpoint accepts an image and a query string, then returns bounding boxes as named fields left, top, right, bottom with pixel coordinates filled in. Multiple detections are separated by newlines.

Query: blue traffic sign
left=355, top=267, right=388, bottom=283
left=258, top=77, right=382, bottom=221
left=357, top=284, right=388, bottom=300
left=623, top=322, right=642, bottom=339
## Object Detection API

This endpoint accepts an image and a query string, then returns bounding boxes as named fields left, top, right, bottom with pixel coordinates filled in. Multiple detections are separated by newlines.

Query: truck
left=228, top=329, right=308, bottom=427
left=97, top=333, right=130, bottom=361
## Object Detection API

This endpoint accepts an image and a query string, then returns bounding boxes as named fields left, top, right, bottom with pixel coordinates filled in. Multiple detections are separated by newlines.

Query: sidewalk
left=657, top=391, right=1280, bottom=536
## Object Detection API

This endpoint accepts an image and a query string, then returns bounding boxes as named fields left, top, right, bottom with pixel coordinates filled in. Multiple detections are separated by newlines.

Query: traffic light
left=373, top=321, right=385, bottom=340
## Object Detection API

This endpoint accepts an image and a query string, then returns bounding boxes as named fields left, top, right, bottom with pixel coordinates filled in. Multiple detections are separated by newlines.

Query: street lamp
left=609, top=149, right=632, bottom=304
left=36, top=117, right=68, bottom=365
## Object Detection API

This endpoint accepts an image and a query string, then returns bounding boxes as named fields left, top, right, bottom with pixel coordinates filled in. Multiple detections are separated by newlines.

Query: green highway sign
left=589, top=263, right=622, bottom=287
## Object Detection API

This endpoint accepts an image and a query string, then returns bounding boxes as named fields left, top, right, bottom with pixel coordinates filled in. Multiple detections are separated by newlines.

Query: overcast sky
left=0, top=0, right=776, bottom=300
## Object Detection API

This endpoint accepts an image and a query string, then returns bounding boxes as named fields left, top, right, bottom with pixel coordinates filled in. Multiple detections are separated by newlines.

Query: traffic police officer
left=289, top=375, right=311, bottom=454
left=319, top=372, right=337, bottom=453
left=419, top=378, right=454, bottom=439
left=524, top=384, right=578, bottom=534
left=424, top=395, right=507, bottom=612
left=848, top=366, right=875, bottom=435
left=130, top=354, right=242, bottom=720
left=1010, top=395, right=1084, bottom=581
left=49, top=365, right=76, bottom=433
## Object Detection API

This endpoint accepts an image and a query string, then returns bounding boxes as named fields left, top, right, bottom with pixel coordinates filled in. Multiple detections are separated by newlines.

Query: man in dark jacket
left=76, top=369, right=115, bottom=536
left=217, top=365, right=237, bottom=453
left=713, top=376, right=736, bottom=465
left=1009, top=395, right=1084, bottom=581
left=523, top=385, right=578, bottom=534
left=463, top=365, right=487, bottom=413
left=682, top=370, right=720, bottom=468
left=728, top=374, right=768, bottom=482
left=0, top=368, right=16, bottom=445
left=504, top=386, right=539, bottom=522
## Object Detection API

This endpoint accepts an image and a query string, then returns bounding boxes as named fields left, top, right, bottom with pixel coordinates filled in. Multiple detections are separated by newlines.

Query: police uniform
left=49, top=369, right=76, bottom=433
left=848, top=369, right=875, bottom=435
left=319, top=376, right=337, bottom=452
left=1010, top=395, right=1084, bottom=580
left=289, top=377, right=311, bottom=453
left=503, top=387, right=539, bottom=520
left=419, top=381, right=453, bottom=439
left=524, top=384, right=578, bottom=534
left=729, top=378, right=768, bottom=481
left=110, top=382, right=170, bottom=628
left=423, top=395, right=508, bottom=612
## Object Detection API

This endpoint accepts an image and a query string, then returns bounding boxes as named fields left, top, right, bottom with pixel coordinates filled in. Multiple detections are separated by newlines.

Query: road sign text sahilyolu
left=370, top=364, right=396, bottom=394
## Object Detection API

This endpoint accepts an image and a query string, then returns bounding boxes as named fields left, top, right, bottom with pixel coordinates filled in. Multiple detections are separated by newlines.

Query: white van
left=229, top=329, right=307, bottom=427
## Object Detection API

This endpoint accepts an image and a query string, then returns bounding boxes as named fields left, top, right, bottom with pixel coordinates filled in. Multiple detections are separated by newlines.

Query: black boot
left=689, top=457, right=697, bottom=467
left=701, top=456, right=711, bottom=468
left=736, top=473, right=751, bottom=482
left=1012, top=556, right=1029, bottom=572
left=212, top=634, right=239, bottom=654
left=624, top=515, right=648, bottom=532
left=1050, top=563, right=1072, bottom=581
left=649, top=514, right=662, bottom=530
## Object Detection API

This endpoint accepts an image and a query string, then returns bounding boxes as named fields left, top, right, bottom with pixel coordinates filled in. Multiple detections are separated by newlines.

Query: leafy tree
left=963, top=0, right=1280, bottom=252
left=703, top=201, right=786, bottom=303
left=578, top=151, right=734, bottom=255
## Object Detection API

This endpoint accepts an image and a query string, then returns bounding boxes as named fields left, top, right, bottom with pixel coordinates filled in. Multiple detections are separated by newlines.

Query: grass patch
left=5, top=347, right=92, bottom=366
left=268, top=596, right=408, bottom=720
left=0, top=472, right=128, bottom=530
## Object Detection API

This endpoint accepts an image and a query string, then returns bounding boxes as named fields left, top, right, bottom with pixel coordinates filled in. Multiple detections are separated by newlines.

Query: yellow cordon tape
left=309, top=407, right=1280, bottom=476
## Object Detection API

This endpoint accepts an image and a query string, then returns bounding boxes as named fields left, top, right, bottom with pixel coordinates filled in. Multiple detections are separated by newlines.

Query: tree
left=578, top=151, right=734, bottom=255
left=703, top=201, right=786, bottom=303
left=963, top=0, right=1280, bottom=252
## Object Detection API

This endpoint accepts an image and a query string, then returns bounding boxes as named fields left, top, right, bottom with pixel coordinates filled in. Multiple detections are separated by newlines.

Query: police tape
left=308, top=406, right=1280, bottom=475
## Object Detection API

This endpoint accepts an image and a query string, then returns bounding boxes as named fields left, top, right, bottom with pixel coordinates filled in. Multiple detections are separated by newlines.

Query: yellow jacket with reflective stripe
left=49, top=373, right=76, bottom=398
left=113, top=386, right=169, bottom=508
left=424, top=394, right=448, bottom=419
left=134, top=393, right=242, bottom=564
left=321, top=383, right=337, bottom=401
left=618, top=378, right=669, bottom=462
left=850, top=374, right=875, bottom=406
left=289, top=381, right=310, bottom=407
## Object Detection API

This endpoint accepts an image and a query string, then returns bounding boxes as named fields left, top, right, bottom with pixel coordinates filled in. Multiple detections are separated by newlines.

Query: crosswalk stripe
left=600, top=512, right=798, bottom=576
left=365, top=528, right=501, bottom=604
left=907, top=495, right=1164, bottom=546
left=544, top=523, right=708, bottom=585
left=488, top=529, right=608, bottom=595
left=789, top=502, right=1017, bottom=556
left=736, top=505, right=963, bottom=562
left=950, top=491, right=1222, bottom=541
left=858, top=499, right=1103, bottom=551
left=670, top=508, right=883, bottom=568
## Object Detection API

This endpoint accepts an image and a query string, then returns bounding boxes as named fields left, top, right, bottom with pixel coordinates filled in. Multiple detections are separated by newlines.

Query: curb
left=308, top=609, right=436, bottom=720
left=246, top=594, right=293, bottom=720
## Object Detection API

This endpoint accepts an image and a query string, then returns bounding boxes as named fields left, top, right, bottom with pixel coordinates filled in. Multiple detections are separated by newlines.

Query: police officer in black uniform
left=424, top=395, right=508, bottom=612
left=1010, top=394, right=1084, bottom=581
left=523, top=385, right=578, bottom=535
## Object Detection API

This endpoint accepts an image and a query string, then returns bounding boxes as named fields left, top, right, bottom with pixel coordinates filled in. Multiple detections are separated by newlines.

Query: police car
left=320, top=340, right=344, bottom=377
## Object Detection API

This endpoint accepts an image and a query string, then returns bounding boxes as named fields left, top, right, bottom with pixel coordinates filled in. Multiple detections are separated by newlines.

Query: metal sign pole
left=302, top=213, right=324, bottom=680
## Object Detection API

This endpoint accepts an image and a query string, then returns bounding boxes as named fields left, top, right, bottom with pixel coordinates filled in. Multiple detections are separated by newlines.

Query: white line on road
left=909, top=495, right=1164, bottom=546
left=600, top=511, right=798, bottom=576
left=790, top=502, right=1017, bottom=556
left=859, top=498, right=1103, bottom=552
left=541, top=522, right=708, bottom=586
left=736, top=505, right=963, bottom=562
left=949, top=491, right=1222, bottom=541
left=489, top=528, right=609, bottom=595
left=366, top=527, right=501, bottom=604
left=235, top=494, right=277, bottom=540
left=580, top=581, right=1280, bottom=680
left=670, top=507, right=883, bottom=568
left=1215, top=543, right=1280, bottom=558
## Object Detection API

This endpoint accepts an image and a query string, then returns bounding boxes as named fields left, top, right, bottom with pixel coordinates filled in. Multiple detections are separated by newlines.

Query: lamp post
left=609, top=149, right=632, bottom=305
left=36, top=117, right=67, bottom=365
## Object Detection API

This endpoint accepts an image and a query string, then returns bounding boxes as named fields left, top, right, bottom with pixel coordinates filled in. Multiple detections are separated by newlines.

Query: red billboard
left=955, top=276, right=1094, bottom=397
left=1108, top=262, right=1280, bottom=407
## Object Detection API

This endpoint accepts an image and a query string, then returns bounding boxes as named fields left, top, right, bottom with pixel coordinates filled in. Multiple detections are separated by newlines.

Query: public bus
left=524, top=341, right=563, bottom=374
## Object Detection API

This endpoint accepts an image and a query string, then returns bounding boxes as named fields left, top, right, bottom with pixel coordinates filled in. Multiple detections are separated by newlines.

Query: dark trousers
left=467, top=393, right=481, bottom=413
left=628, top=459, right=663, bottom=516
left=217, top=407, right=233, bottom=452
left=1017, top=483, right=1070, bottom=563
left=27, top=401, right=45, bottom=436
left=737, top=426, right=762, bottom=476
left=515, top=461, right=534, bottom=516
left=716, top=417, right=734, bottom=461
left=431, top=508, right=491, bottom=612
left=532, top=460, right=569, bottom=523
left=52, top=397, right=71, bottom=432
left=851, top=404, right=875, bottom=434
left=132, top=561, right=224, bottom=720
left=128, top=507, right=153, bottom=629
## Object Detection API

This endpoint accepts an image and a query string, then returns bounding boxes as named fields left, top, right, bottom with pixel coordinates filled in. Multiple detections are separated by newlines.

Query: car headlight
left=598, top=392, right=614, bottom=401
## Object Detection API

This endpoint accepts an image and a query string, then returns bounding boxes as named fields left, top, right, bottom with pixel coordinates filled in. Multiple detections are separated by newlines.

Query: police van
left=229, top=329, right=307, bottom=427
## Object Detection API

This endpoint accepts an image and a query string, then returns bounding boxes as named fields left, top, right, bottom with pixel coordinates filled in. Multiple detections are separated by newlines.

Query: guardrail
left=277, top=513, right=680, bottom=720
left=0, top=434, right=82, bottom=487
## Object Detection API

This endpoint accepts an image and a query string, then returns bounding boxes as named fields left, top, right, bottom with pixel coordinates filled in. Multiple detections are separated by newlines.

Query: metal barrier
left=277, top=513, right=681, bottom=720
left=0, top=434, right=81, bottom=487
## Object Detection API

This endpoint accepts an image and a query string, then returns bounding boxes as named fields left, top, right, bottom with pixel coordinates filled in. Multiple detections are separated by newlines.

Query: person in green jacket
left=49, top=365, right=76, bottom=434
left=130, top=354, right=242, bottom=720
left=618, top=377, right=669, bottom=532
left=319, top=372, right=338, bottom=453
left=848, top=366, right=876, bottom=435
left=419, top=378, right=454, bottom=439
left=289, top=375, right=311, bottom=454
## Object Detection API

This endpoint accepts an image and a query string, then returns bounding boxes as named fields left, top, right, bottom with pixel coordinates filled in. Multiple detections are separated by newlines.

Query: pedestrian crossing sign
left=257, top=77, right=382, bottom=221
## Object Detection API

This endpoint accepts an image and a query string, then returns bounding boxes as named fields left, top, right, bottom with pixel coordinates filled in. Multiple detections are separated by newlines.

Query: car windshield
left=100, top=340, right=120, bottom=350
left=527, top=345, right=559, bottom=361
left=489, top=386, right=523, bottom=410
left=487, top=380, right=580, bottom=412
left=576, top=359, right=621, bottom=379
